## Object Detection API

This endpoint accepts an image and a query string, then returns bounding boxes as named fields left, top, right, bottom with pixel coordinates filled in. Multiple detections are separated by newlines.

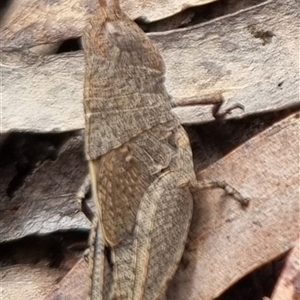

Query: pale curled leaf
left=0, top=0, right=217, bottom=50
left=44, top=258, right=89, bottom=300
left=167, top=112, right=300, bottom=300
left=0, top=135, right=89, bottom=243
left=1, top=0, right=299, bottom=133
left=0, top=264, right=64, bottom=300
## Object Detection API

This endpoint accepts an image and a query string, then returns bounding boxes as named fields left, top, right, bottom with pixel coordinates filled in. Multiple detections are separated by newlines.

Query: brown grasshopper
left=82, top=0, right=248, bottom=299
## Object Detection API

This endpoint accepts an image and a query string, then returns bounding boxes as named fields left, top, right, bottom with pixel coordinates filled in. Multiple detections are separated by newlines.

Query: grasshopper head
left=82, top=1, right=164, bottom=73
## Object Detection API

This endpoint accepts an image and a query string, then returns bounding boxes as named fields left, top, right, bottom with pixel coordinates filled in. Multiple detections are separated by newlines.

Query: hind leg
left=109, top=172, right=193, bottom=300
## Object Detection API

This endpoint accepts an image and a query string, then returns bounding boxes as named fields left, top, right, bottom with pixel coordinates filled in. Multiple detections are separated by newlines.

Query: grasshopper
left=82, top=1, right=248, bottom=299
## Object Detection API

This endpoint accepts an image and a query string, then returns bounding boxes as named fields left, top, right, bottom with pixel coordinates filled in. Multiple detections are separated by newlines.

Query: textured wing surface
left=90, top=145, right=151, bottom=247
left=90, top=121, right=178, bottom=247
